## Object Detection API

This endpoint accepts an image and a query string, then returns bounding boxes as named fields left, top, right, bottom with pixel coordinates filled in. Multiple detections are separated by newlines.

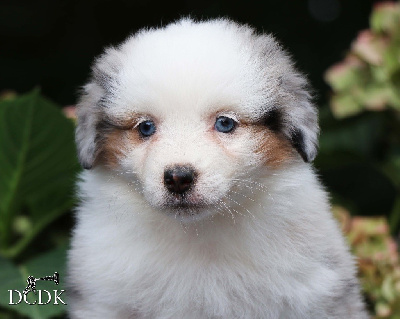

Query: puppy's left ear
left=275, top=73, right=319, bottom=163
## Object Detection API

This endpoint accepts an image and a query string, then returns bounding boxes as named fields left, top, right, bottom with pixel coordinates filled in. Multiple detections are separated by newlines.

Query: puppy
left=68, top=18, right=368, bottom=318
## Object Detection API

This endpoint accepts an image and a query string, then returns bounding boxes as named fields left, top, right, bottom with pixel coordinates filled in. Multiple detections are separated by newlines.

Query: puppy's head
left=76, top=19, right=318, bottom=221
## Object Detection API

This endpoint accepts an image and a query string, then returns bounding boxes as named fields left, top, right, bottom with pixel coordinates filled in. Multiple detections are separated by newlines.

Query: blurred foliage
left=0, top=90, right=79, bottom=318
left=324, top=2, right=400, bottom=318
left=325, top=2, right=400, bottom=118
left=335, top=207, right=400, bottom=319
left=320, top=1, right=400, bottom=234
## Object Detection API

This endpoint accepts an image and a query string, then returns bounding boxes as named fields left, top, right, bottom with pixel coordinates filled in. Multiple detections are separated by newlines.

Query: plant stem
left=0, top=200, right=74, bottom=260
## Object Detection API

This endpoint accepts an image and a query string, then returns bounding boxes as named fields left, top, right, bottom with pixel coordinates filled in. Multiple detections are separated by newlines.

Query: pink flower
left=62, top=105, right=77, bottom=120
left=351, top=29, right=388, bottom=65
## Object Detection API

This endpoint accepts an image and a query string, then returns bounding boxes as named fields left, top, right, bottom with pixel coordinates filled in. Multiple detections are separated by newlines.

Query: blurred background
left=0, top=0, right=399, bottom=318
left=0, top=0, right=381, bottom=105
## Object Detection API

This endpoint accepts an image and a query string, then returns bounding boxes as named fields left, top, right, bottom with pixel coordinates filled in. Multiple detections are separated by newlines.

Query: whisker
left=217, top=199, right=236, bottom=222
left=225, top=194, right=255, bottom=219
left=228, top=189, right=255, bottom=202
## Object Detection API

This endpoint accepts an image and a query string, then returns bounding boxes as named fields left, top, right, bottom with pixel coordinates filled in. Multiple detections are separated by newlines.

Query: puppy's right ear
left=75, top=47, right=122, bottom=169
left=75, top=83, right=104, bottom=169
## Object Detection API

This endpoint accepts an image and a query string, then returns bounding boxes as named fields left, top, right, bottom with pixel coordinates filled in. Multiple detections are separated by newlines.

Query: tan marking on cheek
left=97, top=129, right=142, bottom=169
left=206, top=128, right=238, bottom=160
left=248, top=125, right=295, bottom=167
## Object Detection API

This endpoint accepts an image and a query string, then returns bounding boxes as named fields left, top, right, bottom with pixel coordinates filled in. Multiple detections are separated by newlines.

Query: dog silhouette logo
left=23, top=272, right=59, bottom=295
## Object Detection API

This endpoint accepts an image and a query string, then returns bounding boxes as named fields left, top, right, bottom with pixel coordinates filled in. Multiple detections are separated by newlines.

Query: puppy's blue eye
left=138, top=120, right=156, bottom=137
left=215, top=116, right=236, bottom=133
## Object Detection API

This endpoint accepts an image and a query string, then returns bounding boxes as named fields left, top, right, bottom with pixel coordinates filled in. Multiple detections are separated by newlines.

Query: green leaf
left=324, top=57, right=367, bottom=92
left=0, top=246, right=68, bottom=318
left=361, top=83, right=391, bottom=111
left=0, top=89, right=79, bottom=257
left=383, top=41, right=400, bottom=77
left=330, top=93, right=364, bottom=118
left=370, top=2, right=400, bottom=34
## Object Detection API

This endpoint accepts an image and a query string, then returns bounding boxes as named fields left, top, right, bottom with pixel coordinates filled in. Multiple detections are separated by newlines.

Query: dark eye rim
left=138, top=120, right=156, bottom=137
left=214, top=116, right=237, bottom=133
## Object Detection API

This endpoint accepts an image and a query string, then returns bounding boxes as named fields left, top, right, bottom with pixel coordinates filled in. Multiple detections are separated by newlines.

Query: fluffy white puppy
left=68, top=18, right=368, bottom=318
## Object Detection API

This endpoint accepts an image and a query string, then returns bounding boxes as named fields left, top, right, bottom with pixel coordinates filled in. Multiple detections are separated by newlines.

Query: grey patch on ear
left=75, top=46, right=123, bottom=169
left=252, top=31, right=319, bottom=162
left=92, top=70, right=113, bottom=95
left=279, top=73, right=319, bottom=162
left=248, top=28, right=320, bottom=162
left=75, top=90, right=103, bottom=169
left=91, top=49, right=123, bottom=108
left=277, top=76, right=283, bottom=86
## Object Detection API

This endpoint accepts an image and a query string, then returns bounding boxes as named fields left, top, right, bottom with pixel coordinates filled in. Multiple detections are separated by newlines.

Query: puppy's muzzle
left=164, top=165, right=196, bottom=194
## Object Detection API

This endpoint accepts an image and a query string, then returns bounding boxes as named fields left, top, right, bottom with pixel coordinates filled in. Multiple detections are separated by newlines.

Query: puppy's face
left=76, top=19, right=319, bottom=222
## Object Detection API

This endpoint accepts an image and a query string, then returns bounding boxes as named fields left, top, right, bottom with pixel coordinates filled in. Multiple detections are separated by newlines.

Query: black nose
left=164, top=166, right=196, bottom=194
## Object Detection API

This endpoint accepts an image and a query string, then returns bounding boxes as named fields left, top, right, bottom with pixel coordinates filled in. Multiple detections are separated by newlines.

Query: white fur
left=68, top=18, right=368, bottom=318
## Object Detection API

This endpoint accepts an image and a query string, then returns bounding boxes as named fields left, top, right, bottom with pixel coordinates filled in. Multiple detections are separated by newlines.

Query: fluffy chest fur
left=68, top=165, right=364, bottom=318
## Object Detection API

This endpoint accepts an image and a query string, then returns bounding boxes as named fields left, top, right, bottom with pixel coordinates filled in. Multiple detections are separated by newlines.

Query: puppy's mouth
left=162, top=193, right=210, bottom=214
left=164, top=195, right=205, bottom=209
left=166, top=202, right=202, bottom=209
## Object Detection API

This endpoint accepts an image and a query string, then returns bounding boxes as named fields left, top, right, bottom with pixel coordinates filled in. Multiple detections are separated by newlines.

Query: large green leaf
left=0, top=246, right=68, bottom=318
left=0, top=90, right=79, bottom=258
